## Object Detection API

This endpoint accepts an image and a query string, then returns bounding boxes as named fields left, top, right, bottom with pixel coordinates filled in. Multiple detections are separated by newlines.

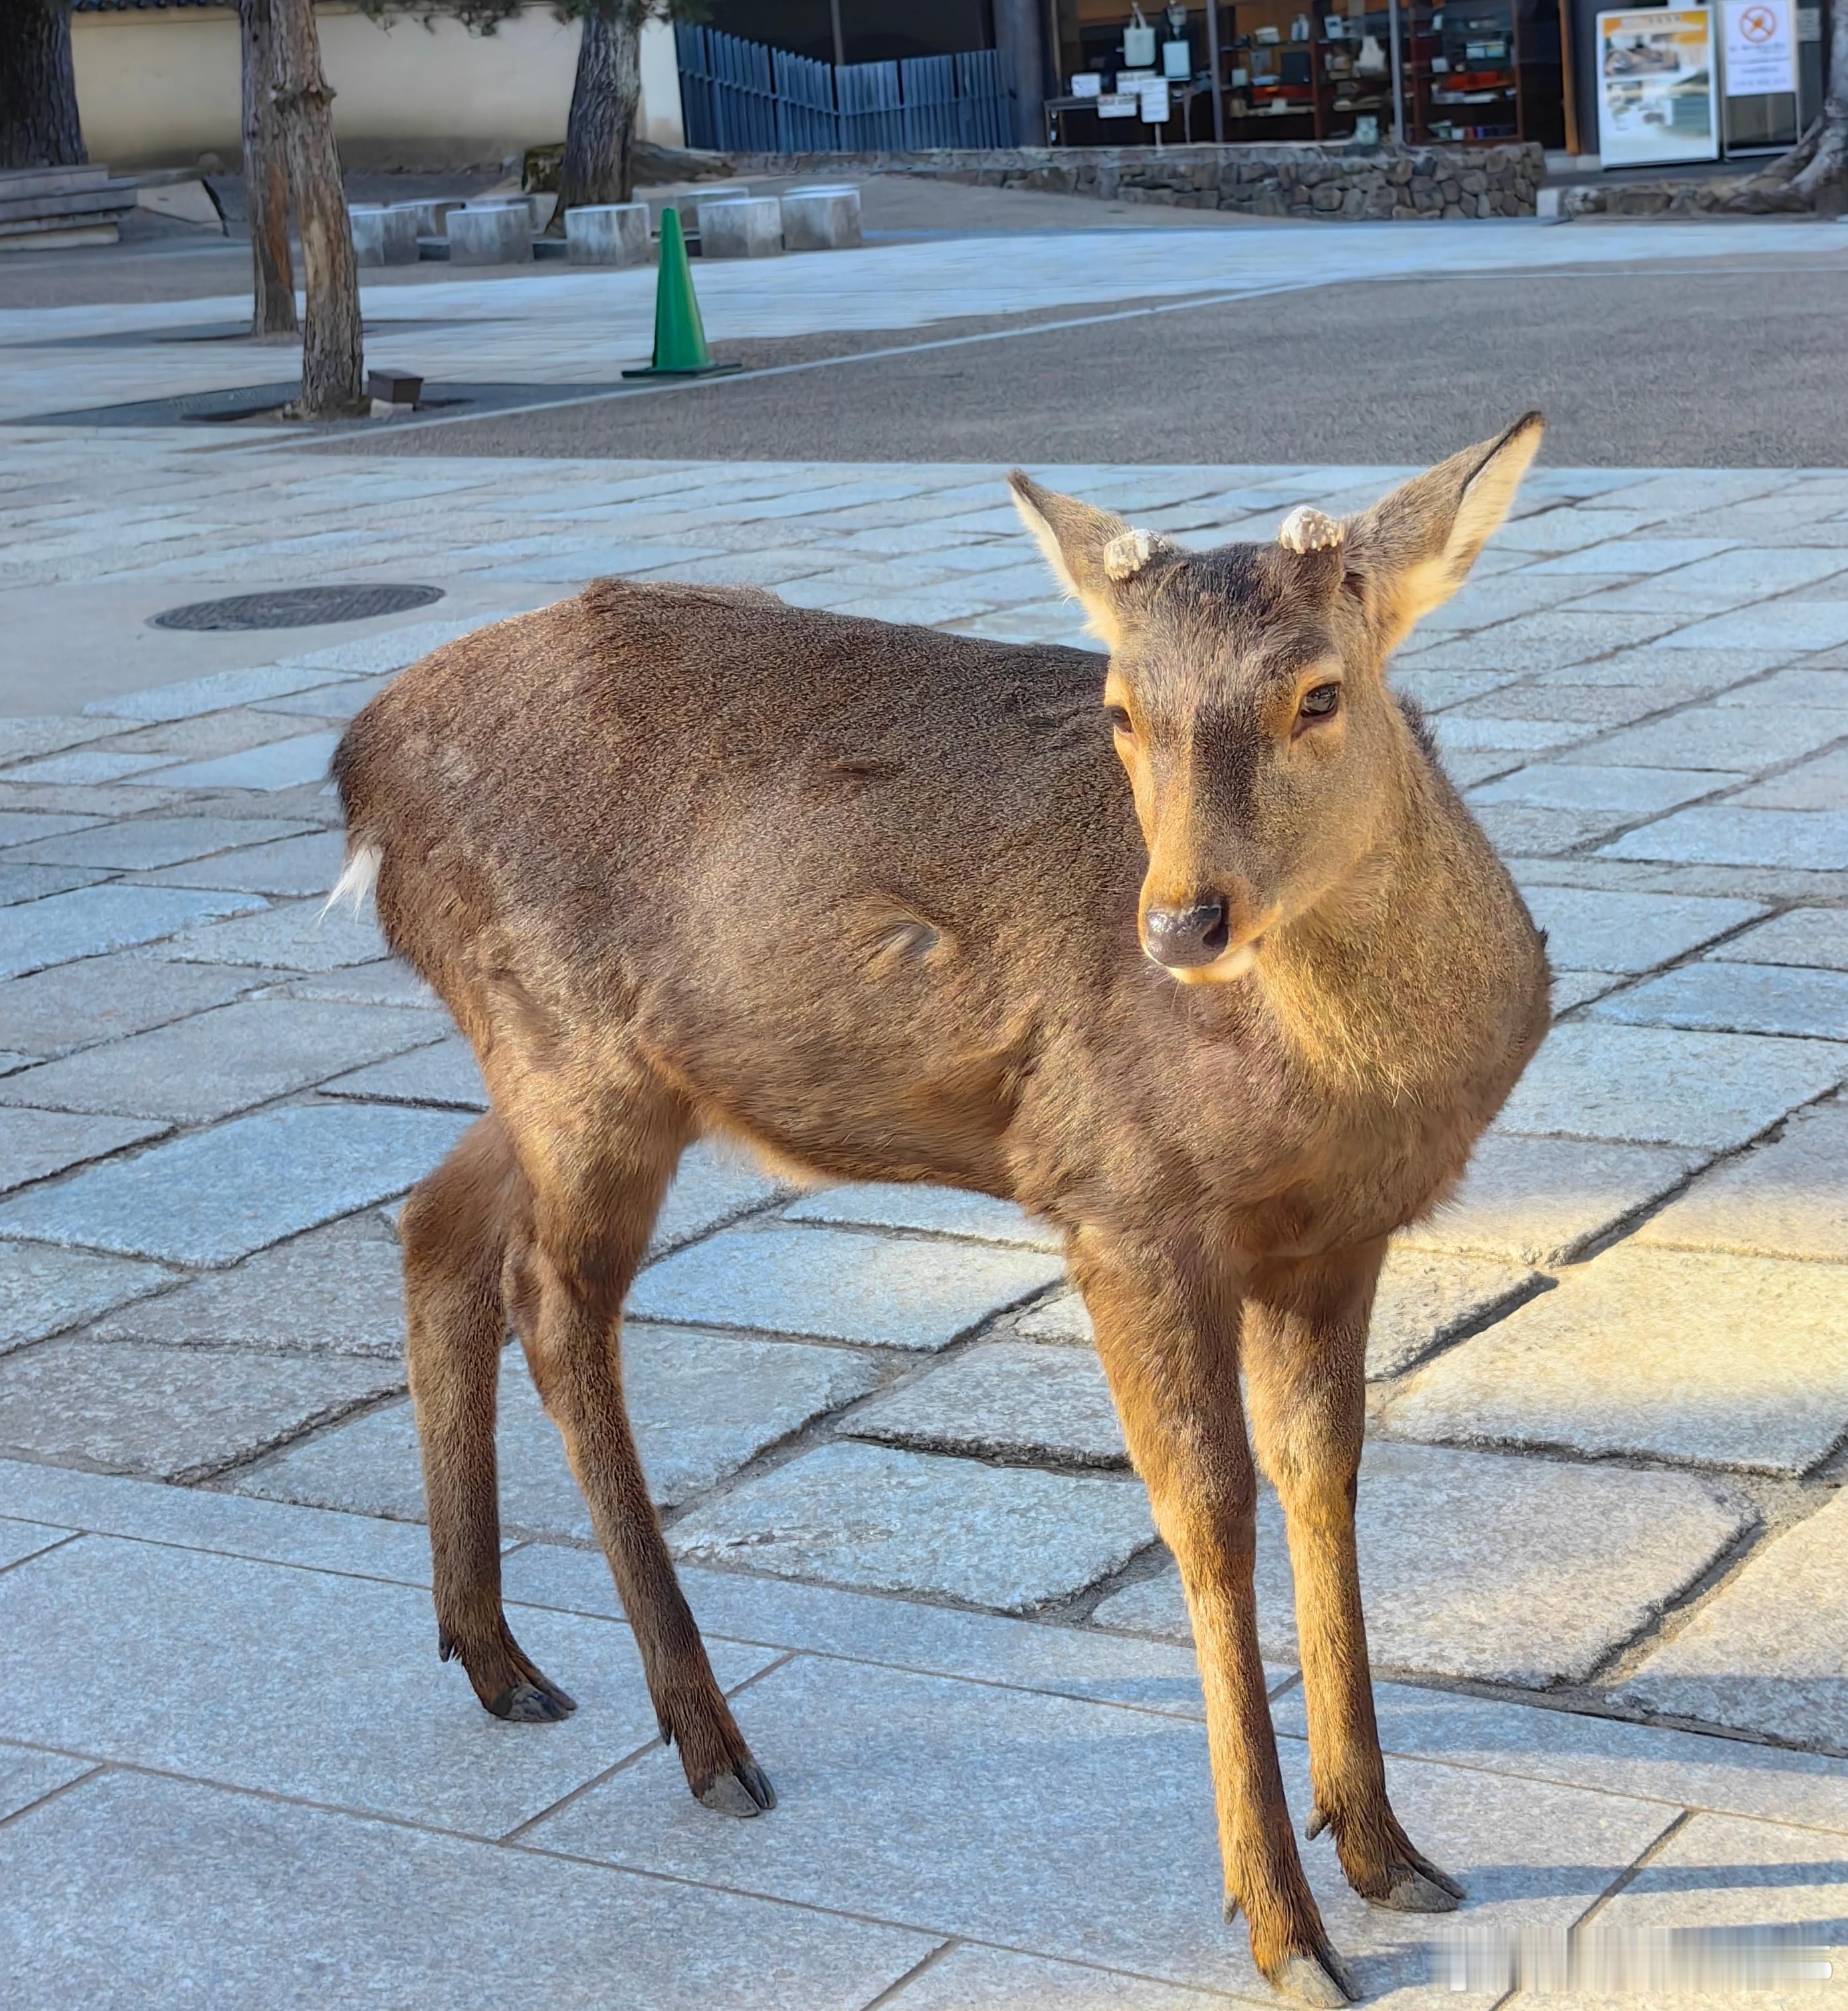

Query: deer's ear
left=1342, top=413, right=1544, bottom=654
left=1008, top=471, right=1175, bottom=649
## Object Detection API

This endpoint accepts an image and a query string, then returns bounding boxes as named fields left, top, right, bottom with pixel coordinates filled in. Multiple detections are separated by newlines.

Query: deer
left=330, top=413, right=1551, bottom=2006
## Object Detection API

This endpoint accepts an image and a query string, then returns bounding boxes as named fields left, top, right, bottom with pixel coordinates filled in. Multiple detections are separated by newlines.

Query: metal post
left=829, top=0, right=845, bottom=70
left=1387, top=0, right=1406, bottom=142
left=1205, top=0, right=1226, bottom=140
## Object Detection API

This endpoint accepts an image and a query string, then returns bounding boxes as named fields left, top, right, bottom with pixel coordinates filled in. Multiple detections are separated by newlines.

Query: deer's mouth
left=1170, top=935, right=1263, bottom=986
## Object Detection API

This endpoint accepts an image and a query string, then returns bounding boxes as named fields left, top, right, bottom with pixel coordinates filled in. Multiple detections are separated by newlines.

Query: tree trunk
left=268, top=0, right=363, bottom=417
left=0, top=0, right=86, bottom=171
left=553, top=1, right=641, bottom=225
left=1738, top=0, right=1848, bottom=204
left=240, top=0, right=298, bottom=340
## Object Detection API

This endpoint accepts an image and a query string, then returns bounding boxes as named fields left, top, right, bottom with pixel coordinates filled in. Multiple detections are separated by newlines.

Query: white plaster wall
left=71, top=4, right=684, bottom=173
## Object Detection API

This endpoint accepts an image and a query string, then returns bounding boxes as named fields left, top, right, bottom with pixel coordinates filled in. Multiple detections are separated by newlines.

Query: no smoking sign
left=1723, top=0, right=1797, bottom=91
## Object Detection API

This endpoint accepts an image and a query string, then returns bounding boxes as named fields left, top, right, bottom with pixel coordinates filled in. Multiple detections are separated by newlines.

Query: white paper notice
left=1723, top=0, right=1797, bottom=94
left=1139, top=79, right=1172, bottom=121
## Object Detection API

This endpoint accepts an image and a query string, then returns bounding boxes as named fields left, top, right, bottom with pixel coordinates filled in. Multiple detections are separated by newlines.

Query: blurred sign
left=1139, top=79, right=1172, bottom=120
left=1595, top=9, right=1719, bottom=165
left=1722, top=0, right=1797, bottom=93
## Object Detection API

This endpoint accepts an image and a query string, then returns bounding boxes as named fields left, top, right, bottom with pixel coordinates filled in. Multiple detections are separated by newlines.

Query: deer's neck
left=1252, top=740, right=1525, bottom=1104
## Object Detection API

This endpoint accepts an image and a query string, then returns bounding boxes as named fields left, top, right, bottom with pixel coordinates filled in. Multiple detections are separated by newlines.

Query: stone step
left=0, top=210, right=130, bottom=243
left=0, top=163, right=112, bottom=202
left=0, top=182, right=137, bottom=229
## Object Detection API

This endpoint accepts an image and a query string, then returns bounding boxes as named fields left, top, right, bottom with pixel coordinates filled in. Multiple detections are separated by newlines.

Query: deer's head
left=1009, top=414, right=1543, bottom=984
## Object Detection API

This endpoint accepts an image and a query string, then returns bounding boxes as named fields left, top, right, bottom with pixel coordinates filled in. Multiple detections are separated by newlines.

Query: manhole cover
left=149, top=584, right=445, bottom=632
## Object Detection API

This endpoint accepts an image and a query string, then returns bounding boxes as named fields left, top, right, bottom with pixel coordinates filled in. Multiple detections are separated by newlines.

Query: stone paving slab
left=1401, top=1132, right=1702, bottom=1265
left=0, top=1106, right=169, bottom=1194
left=0, top=1745, right=93, bottom=1824
left=4, top=749, right=175, bottom=786
left=0, top=1324, right=404, bottom=1479
left=532, top=1649, right=1674, bottom=2004
left=260, top=961, right=443, bottom=1011
left=1092, top=1441, right=1748, bottom=1687
left=0, top=950, right=258, bottom=1062
left=667, top=1439, right=1154, bottom=1613
left=503, top=1542, right=1229, bottom=1721
left=1, top=1240, right=169, bottom=1352
left=631, top=1222, right=1063, bottom=1352
left=1591, top=960, right=1848, bottom=1041
left=1602, top=806, right=1848, bottom=872
left=131, top=730, right=342, bottom=795
left=1385, top=1245, right=1848, bottom=1475
left=879, top=1945, right=1232, bottom=2010
left=1516, top=884, right=1765, bottom=974
left=651, top=1140, right=785, bottom=1254
left=0, top=1102, right=472, bottom=1264
left=1494, top=1022, right=1848, bottom=1150
left=0, top=1535, right=780, bottom=1834
left=1272, top=1679, right=1848, bottom=1838
left=322, top=1031, right=486, bottom=1110
left=1001, top=1249, right=1542, bottom=1380
left=138, top=896, right=390, bottom=970
left=3, top=813, right=311, bottom=872
left=234, top=1326, right=882, bottom=1531
left=0, top=1518, right=73, bottom=1570
left=0, top=998, right=441, bottom=1124
left=133, top=825, right=346, bottom=896
left=1733, top=740, right=1848, bottom=807
left=783, top=1181, right=1059, bottom=1250
left=84, top=664, right=353, bottom=724
left=0, top=1455, right=440, bottom=1584
left=1469, top=764, right=1742, bottom=815
left=1567, top=1808, right=1848, bottom=2008
left=1614, top=1491, right=1848, bottom=1753
left=94, top=706, right=322, bottom=765
left=0, top=883, right=265, bottom=980
left=1635, top=1097, right=1848, bottom=1261
left=0, top=714, right=124, bottom=762
left=1571, top=701, right=1848, bottom=771
left=845, top=1340, right=1126, bottom=1467
left=0, top=1769, right=936, bottom=2011
left=94, top=1214, right=405, bottom=1357
left=0, top=861, right=109, bottom=907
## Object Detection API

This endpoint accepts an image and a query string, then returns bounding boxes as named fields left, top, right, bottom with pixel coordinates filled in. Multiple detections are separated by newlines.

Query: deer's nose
left=1143, top=899, right=1230, bottom=968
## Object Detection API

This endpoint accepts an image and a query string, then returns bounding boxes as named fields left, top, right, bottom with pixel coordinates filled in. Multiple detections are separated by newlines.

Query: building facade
left=68, top=0, right=684, bottom=173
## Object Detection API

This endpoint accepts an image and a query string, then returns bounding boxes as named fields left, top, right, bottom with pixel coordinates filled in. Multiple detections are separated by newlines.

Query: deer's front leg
left=1072, top=1229, right=1356, bottom=2009
left=1243, top=1242, right=1463, bottom=1917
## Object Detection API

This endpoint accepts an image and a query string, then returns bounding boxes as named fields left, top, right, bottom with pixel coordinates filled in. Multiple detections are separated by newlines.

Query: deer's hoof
left=1370, top=1852, right=1465, bottom=1913
left=695, top=1755, right=777, bottom=1818
left=1271, top=1947, right=1359, bottom=2008
left=487, top=1677, right=577, bottom=1723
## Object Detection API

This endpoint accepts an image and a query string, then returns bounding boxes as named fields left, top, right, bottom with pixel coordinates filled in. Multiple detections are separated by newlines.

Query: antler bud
left=1103, top=528, right=1169, bottom=581
left=1278, top=507, right=1344, bottom=555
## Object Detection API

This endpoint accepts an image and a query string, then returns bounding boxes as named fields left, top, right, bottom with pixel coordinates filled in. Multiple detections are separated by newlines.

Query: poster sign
left=1138, top=79, right=1172, bottom=121
left=1722, top=0, right=1797, bottom=94
left=1097, top=91, right=1138, bottom=116
left=1595, top=9, right=1720, bottom=165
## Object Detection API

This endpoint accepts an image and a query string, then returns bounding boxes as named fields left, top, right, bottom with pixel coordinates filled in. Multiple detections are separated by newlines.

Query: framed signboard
left=1722, top=0, right=1797, bottom=94
left=1595, top=9, right=1720, bottom=165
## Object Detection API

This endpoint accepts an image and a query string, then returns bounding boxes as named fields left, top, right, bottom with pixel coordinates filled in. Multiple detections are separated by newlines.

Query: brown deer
left=331, top=413, right=1550, bottom=2006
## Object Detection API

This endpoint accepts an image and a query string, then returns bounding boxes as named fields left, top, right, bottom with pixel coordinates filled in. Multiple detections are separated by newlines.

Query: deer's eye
left=1298, top=684, right=1341, bottom=723
left=1106, top=705, right=1133, bottom=734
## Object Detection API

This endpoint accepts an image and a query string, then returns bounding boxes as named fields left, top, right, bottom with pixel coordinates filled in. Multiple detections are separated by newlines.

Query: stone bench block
left=348, top=204, right=419, bottom=268
left=781, top=183, right=862, bottom=251
left=445, top=204, right=532, bottom=265
left=565, top=201, right=651, bottom=267
left=697, top=195, right=783, bottom=259
left=390, top=198, right=461, bottom=238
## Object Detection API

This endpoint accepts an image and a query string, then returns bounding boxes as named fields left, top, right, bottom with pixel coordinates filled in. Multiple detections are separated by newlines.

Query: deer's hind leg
left=1243, top=1241, right=1464, bottom=1917
left=498, top=1063, right=774, bottom=1818
left=403, top=1114, right=575, bottom=1723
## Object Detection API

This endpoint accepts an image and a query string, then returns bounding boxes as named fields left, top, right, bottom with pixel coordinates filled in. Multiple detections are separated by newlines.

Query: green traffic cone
left=623, top=207, right=740, bottom=379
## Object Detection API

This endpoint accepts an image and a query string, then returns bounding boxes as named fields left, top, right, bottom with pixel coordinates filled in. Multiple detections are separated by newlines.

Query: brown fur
left=335, top=417, right=1551, bottom=2002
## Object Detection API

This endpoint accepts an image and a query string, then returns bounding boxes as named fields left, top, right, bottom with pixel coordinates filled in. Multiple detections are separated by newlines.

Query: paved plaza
left=1, top=221, right=1847, bottom=2008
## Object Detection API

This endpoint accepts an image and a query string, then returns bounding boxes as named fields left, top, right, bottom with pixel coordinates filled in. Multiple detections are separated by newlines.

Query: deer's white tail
left=324, top=841, right=382, bottom=919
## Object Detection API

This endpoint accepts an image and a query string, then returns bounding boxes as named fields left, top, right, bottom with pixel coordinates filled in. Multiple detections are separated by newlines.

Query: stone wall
left=695, top=141, right=1546, bottom=221
left=1562, top=173, right=1825, bottom=217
